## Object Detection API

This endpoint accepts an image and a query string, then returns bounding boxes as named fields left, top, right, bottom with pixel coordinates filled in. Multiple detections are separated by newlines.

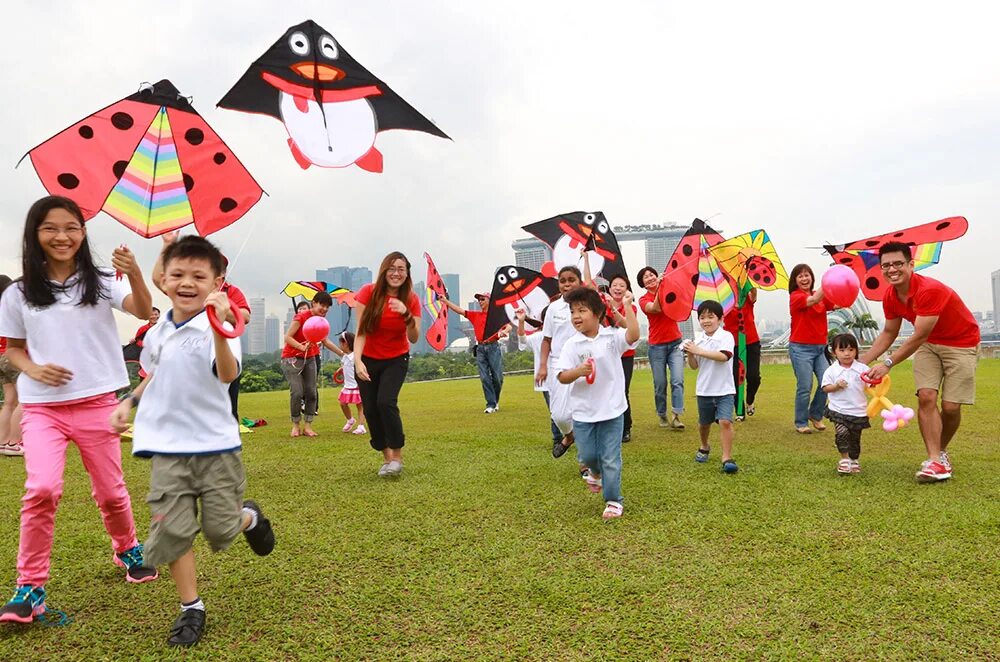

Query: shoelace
left=118, top=544, right=144, bottom=568
left=9, top=585, right=37, bottom=604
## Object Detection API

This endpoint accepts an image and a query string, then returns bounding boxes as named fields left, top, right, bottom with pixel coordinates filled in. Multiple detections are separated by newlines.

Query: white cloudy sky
left=1, top=0, right=997, bottom=337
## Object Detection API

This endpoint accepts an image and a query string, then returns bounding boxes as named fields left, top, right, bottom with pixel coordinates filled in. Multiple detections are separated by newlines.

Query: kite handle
left=860, top=373, right=883, bottom=386
left=585, top=358, right=596, bottom=385
left=207, top=301, right=245, bottom=339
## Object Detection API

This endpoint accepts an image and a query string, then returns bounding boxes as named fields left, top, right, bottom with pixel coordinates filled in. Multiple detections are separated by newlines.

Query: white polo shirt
left=0, top=272, right=131, bottom=403
left=541, top=298, right=576, bottom=363
left=132, top=309, right=241, bottom=456
left=556, top=327, right=635, bottom=423
left=341, top=353, right=358, bottom=389
left=822, top=360, right=870, bottom=417
left=690, top=328, right=736, bottom=397
left=518, top=332, right=547, bottom=392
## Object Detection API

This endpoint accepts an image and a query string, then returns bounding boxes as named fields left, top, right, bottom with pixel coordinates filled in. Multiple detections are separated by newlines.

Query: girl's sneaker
left=114, top=544, right=159, bottom=583
left=850, top=460, right=861, bottom=474
left=837, top=459, right=853, bottom=475
left=1, top=443, right=23, bottom=457
left=585, top=474, right=603, bottom=494
left=602, top=501, right=623, bottom=520
left=342, top=418, right=356, bottom=433
left=0, top=585, right=46, bottom=623
left=352, top=425, right=366, bottom=435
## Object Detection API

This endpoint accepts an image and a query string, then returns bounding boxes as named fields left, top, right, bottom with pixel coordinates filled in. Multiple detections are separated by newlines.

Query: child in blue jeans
left=683, top=300, right=739, bottom=474
left=557, top=287, right=639, bottom=520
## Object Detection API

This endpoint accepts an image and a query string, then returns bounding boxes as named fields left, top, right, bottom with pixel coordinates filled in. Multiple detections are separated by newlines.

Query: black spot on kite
left=57, top=173, right=79, bottom=189
left=682, top=245, right=694, bottom=257
left=865, top=277, right=880, bottom=290
left=112, top=160, right=128, bottom=178
left=671, top=260, right=678, bottom=269
left=864, top=240, right=879, bottom=247
left=185, top=128, right=204, bottom=145
left=183, top=173, right=194, bottom=192
left=763, top=275, right=773, bottom=285
left=738, top=323, right=745, bottom=332
left=220, top=198, right=237, bottom=212
left=839, top=257, right=852, bottom=264
left=213, top=152, right=226, bottom=165
left=935, top=221, right=951, bottom=231
left=435, top=333, right=442, bottom=343
left=751, top=272, right=761, bottom=282
left=78, top=125, right=94, bottom=139
left=690, top=274, right=699, bottom=286
left=664, top=292, right=677, bottom=304
left=111, top=112, right=134, bottom=130
left=893, top=232, right=904, bottom=238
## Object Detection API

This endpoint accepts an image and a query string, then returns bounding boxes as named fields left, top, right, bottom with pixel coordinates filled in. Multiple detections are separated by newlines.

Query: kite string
left=220, top=211, right=261, bottom=282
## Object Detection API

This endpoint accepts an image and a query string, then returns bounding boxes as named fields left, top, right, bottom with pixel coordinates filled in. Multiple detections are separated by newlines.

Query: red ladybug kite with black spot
left=656, top=219, right=726, bottom=322
left=422, top=252, right=450, bottom=352
left=22, top=80, right=263, bottom=239
left=218, top=19, right=449, bottom=172
left=822, top=217, right=968, bottom=301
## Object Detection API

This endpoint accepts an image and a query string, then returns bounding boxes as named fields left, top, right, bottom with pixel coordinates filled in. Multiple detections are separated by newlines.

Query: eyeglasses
left=386, top=267, right=408, bottom=274
left=38, top=225, right=84, bottom=237
left=880, top=260, right=909, bottom=271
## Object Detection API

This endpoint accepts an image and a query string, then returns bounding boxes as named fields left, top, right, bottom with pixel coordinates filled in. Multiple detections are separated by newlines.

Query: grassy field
left=0, top=360, right=997, bottom=660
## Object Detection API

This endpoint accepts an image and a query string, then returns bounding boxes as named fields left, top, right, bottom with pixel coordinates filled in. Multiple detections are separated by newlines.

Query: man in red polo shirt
left=862, top=242, right=980, bottom=483
left=442, top=293, right=508, bottom=413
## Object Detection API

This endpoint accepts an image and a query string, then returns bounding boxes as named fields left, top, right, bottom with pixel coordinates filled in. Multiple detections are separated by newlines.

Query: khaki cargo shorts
left=912, top=343, right=978, bottom=405
left=144, top=450, right=246, bottom=568
left=0, top=355, right=19, bottom=385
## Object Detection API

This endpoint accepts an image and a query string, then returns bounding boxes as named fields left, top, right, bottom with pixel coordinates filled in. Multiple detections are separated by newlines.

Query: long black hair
left=21, top=196, right=107, bottom=308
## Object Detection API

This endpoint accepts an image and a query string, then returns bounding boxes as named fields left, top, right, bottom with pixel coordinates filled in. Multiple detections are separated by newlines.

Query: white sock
left=181, top=597, right=205, bottom=612
left=242, top=507, right=258, bottom=531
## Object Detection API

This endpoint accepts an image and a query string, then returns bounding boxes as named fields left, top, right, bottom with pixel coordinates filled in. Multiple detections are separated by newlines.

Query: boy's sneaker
left=622, top=431, right=631, bottom=443
left=585, top=474, right=602, bottom=494
left=377, top=463, right=391, bottom=477
left=242, top=501, right=275, bottom=556
left=0, top=585, right=46, bottom=623
left=167, top=608, right=206, bottom=647
left=837, top=459, right=853, bottom=475
left=938, top=451, right=952, bottom=473
left=850, top=460, right=861, bottom=474
left=352, top=425, right=366, bottom=435
left=114, top=544, right=158, bottom=583
left=341, top=418, right=356, bottom=432
left=746, top=403, right=756, bottom=416
left=658, top=415, right=669, bottom=428
left=695, top=448, right=710, bottom=463
left=552, top=440, right=569, bottom=459
left=385, top=460, right=403, bottom=476
left=670, top=414, right=685, bottom=430
left=602, top=501, right=623, bottom=520
left=484, top=407, right=496, bottom=414
left=915, top=460, right=951, bottom=483
left=721, top=459, right=739, bottom=474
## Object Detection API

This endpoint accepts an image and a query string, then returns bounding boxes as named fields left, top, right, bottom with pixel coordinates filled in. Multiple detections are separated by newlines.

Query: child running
left=335, top=332, right=367, bottom=435
left=683, top=301, right=739, bottom=474
left=538, top=266, right=584, bottom=459
left=556, top=287, right=639, bottom=520
left=821, top=333, right=870, bottom=475
left=0, top=196, right=157, bottom=625
left=109, top=236, right=275, bottom=647
left=517, top=309, right=562, bottom=448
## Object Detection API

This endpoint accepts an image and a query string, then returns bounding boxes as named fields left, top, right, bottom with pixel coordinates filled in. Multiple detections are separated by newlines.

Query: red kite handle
left=585, top=358, right=596, bottom=384
left=860, top=373, right=883, bottom=386
left=207, top=301, right=245, bottom=339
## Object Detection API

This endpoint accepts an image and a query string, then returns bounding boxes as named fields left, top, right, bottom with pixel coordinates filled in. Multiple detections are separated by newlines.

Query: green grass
left=0, top=361, right=998, bottom=660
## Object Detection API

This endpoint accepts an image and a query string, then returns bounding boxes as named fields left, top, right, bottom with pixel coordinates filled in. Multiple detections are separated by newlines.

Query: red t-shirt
left=607, top=301, right=638, bottom=357
left=464, top=309, right=500, bottom=344
left=789, top=289, right=833, bottom=344
left=222, top=282, right=249, bottom=315
left=639, top=291, right=681, bottom=345
left=723, top=298, right=760, bottom=345
left=355, top=283, right=422, bottom=360
left=133, top=322, right=153, bottom=347
left=882, top=273, right=980, bottom=348
left=0, top=337, right=6, bottom=354
left=281, top=310, right=322, bottom=359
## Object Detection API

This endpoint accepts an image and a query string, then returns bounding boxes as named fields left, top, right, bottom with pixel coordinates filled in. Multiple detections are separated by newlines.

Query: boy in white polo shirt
left=683, top=300, right=739, bottom=474
left=556, top=287, right=639, bottom=520
left=109, top=236, right=274, bottom=648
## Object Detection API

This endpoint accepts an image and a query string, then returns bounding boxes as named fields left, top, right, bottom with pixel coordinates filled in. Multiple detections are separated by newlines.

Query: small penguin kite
left=482, top=265, right=559, bottom=341
left=218, top=19, right=449, bottom=172
left=521, top=211, right=626, bottom=281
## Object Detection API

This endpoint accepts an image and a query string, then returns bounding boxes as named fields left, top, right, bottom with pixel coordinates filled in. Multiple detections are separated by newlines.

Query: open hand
left=29, top=363, right=73, bottom=387
left=535, top=365, right=548, bottom=387
left=356, top=358, right=370, bottom=382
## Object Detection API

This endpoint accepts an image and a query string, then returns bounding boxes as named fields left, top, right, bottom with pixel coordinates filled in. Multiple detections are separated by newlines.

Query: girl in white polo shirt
left=821, top=333, right=871, bottom=475
left=0, top=196, right=157, bottom=625
left=556, top=287, right=639, bottom=520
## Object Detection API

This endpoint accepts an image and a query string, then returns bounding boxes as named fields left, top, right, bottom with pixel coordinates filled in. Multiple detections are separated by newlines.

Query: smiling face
left=558, top=270, right=581, bottom=296
left=384, top=258, right=409, bottom=290
left=698, top=310, right=721, bottom=334
left=149, top=309, right=160, bottom=324
left=311, top=301, right=331, bottom=317
left=162, top=257, right=223, bottom=322
left=570, top=302, right=600, bottom=336
left=36, top=208, right=85, bottom=268
left=795, top=269, right=813, bottom=291
left=641, top=269, right=658, bottom=292
left=879, top=250, right=914, bottom=288
left=609, top=276, right=629, bottom=300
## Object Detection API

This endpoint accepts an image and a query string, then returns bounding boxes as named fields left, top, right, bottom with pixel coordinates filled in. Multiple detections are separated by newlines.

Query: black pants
left=621, top=355, right=634, bottom=433
left=733, top=341, right=762, bottom=405
left=314, top=355, right=322, bottom=411
left=357, top=353, right=409, bottom=451
left=228, top=375, right=241, bottom=422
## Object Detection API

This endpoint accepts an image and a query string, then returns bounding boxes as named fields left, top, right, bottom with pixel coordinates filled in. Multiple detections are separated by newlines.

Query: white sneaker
left=386, top=460, right=403, bottom=476
left=484, top=407, right=496, bottom=414
left=746, top=403, right=756, bottom=416
left=938, top=451, right=952, bottom=473
left=377, top=463, right=391, bottom=477
left=352, top=425, right=367, bottom=435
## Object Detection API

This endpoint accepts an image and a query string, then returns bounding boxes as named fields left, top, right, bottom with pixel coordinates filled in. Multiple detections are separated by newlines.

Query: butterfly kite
left=482, top=265, right=559, bottom=341
left=522, top=211, right=626, bottom=281
left=218, top=19, right=449, bottom=172
left=422, top=252, right=449, bottom=352
left=822, top=217, right=968, bottom=301
left=23, top=79, right=263, bottom=238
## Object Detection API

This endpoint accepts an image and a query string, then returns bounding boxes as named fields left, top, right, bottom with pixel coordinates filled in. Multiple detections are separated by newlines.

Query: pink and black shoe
left=113, top=544, right=159, bottom=583
left=0, top=585, right=46, bottom=624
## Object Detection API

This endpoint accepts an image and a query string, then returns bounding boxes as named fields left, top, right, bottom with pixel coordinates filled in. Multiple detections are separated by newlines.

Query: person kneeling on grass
left=683, top=301, right=739, bottom=474
left=110, top=236, right=275, bottom=647
left=556, top=287, right=639, bottom=521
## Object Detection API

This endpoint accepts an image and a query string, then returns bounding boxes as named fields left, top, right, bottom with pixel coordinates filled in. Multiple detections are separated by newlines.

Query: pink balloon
left=302, top=316, right=330, bottom=343
left=900, top=407, right=915, bottom=421
left=882, top=419, right=898, bottom=432
left=821, top=265, right=861, bottom=308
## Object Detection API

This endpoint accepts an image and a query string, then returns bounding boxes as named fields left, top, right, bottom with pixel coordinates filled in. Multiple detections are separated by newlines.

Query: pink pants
left=17, top=393, right=138, bottom=586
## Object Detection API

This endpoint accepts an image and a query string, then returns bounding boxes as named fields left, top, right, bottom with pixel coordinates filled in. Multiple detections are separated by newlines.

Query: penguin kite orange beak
left=291, top=63, right=345, bottom=82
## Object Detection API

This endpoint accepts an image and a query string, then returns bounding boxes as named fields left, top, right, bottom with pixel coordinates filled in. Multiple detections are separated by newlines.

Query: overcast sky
left=2, top=1, right=997, bottom=338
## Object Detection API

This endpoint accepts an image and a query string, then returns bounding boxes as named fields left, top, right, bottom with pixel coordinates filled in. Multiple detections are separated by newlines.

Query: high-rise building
left=511, top=238, right=551, bottom=273
left=441, top=273, right=463, bottom=346
left=247, top=297, right=266, bottom=355
left=992, top=269, right=1000, bottom=330
left=315, top=265, right=373, bottom=337
left=265, top=315, right=282, bottom=354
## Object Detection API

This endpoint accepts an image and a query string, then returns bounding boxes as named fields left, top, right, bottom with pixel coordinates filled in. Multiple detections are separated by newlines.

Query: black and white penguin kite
left=482, top=265, right=560, bottom=341
left=521, top=211, right=626, bottom=282
left=218, top=19, right=449, bottom=172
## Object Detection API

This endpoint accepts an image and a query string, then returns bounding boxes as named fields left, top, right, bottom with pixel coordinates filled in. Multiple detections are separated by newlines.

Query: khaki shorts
left=0, top=355, right=19, bottom=386
left=144, top=450, right=246, bottom=568
left=912, top=343, right=978, bottom=405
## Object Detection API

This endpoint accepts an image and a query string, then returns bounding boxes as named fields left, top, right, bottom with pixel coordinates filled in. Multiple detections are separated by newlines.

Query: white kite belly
left=278, top=93, right=377, bottom=168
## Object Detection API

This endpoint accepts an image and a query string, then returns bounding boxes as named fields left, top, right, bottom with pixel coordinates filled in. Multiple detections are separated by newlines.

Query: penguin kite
left=482, top=265, right=559, bottom=340
left=521, top=211, right=626, bottom=281
left=218, top=19, right=449, bottom=172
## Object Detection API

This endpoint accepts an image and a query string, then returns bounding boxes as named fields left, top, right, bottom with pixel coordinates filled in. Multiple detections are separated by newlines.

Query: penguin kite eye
left=507, top=267, right=519, bottom=278
left=583, top=213, right=596, bottom=224
left=289, top=31, right=310, bottom=56
left=319, top=35, right=338, bottom=59
left=498, top=274, right=508, bottom=285
left=597, top=220, right=609, bottom=233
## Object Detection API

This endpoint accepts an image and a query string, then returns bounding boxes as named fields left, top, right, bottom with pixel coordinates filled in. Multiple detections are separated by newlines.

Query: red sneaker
left=915, top=460, right=951, bottom=483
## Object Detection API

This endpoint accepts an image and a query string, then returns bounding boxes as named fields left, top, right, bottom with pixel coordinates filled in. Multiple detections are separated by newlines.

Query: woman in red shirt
left=354, top=252, right=421, bottom=477
left=788, top=264, right=835, bottom=434
left=281, top=291, right=334, bottom=437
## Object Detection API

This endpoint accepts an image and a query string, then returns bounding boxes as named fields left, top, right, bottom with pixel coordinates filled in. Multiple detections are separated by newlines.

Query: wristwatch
left=883, top=357, right=893, bottom=368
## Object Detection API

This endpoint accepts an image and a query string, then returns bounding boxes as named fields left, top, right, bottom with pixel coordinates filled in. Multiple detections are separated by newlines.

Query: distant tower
left=247, top=297, right=266, bottom=355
